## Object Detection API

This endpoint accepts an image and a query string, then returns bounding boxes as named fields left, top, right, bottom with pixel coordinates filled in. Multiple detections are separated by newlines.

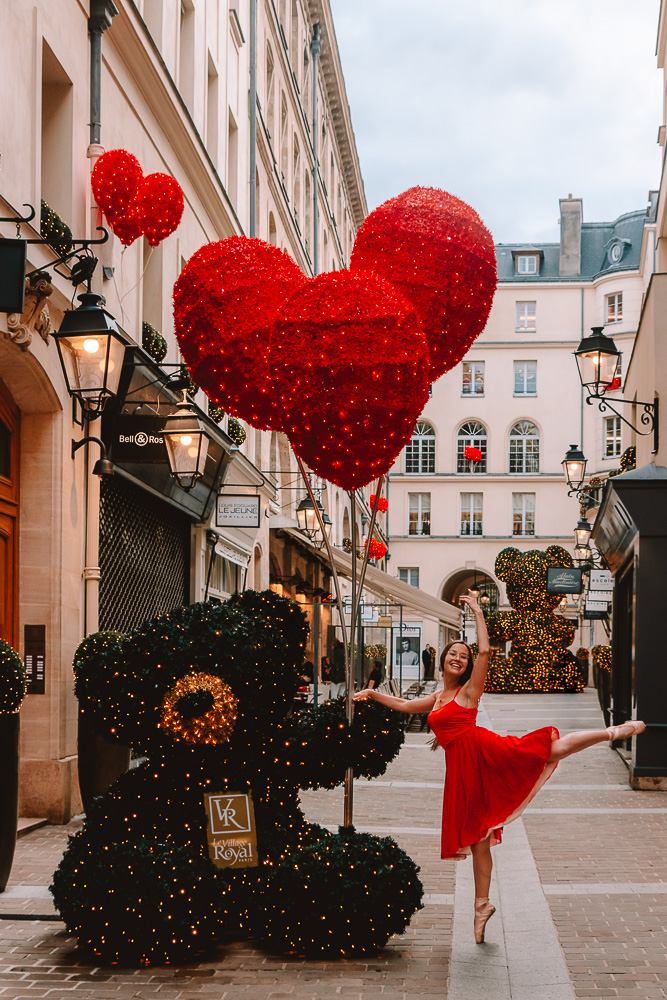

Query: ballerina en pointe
left=473, top=898, right=496, bottom=943
left=607, top=720, right=646, bottom=741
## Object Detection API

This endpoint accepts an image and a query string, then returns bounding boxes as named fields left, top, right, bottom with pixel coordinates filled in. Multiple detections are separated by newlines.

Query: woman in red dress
left=353, top=591, right=645, bottom=943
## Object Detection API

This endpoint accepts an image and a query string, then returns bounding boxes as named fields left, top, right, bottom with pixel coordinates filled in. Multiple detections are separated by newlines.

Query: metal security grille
left=99, top=476, right=190, bottom=633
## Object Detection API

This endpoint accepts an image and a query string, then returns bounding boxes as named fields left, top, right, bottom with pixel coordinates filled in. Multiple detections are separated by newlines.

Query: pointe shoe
left=473, top=898, right=496, bottom=943
left=607, top=720, right=646, bottom=741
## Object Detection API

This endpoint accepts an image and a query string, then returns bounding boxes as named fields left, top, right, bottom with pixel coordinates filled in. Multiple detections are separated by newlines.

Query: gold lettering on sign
left=204, top=791, right=258, bottom=869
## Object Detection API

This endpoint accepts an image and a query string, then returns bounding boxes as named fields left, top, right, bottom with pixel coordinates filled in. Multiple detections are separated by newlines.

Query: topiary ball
left=0, top=639, right=27, bottom=714
left=269, top=269, right=431, bottom=491
left=51, top=836, right=224, bottom=966
left=350, top=186, right=497, bottom=380
left=258, top=828, right=423, bottom=957
left=173, top=237, right=307, bottom=431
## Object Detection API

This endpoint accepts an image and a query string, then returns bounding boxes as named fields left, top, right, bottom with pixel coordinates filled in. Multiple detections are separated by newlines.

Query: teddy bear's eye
left=160, top=673, right=238, bottom=745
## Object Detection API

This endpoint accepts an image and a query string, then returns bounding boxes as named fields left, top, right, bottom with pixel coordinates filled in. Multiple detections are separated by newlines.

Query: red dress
left=428, top=694, right=559, bottom=859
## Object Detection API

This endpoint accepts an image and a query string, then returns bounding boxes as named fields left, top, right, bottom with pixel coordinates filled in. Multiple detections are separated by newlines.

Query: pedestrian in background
left=367, top=659, right=384, bottom=689
left=329, top=639, right=346, bottom=699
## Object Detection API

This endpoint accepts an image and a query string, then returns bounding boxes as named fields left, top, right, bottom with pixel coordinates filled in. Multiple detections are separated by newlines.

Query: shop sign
left=377, top=615, right=393, bottom=628
left=587, top=591, right=611, bottom=605
left=589, top=570, right=613, bottom=592
left=584, top=609, right=608, bottom=620
left=546, top=567, right=583, bottom=594
left=204, top=791, right=258, bottom=869
left=111, top=416, right=168, bottom=462
left=216, top=494, right=260, bottom=528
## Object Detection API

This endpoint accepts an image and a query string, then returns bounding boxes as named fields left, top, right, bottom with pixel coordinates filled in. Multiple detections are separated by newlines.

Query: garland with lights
left=364, top=644, right=387, bottom=660
left=227, top=416, right=247, bottom=446
left=592, top=645, right=611, bottom=674
left=52, top=590, right=421, bottom=965
left=484, top=546, right=584, bottom=693
left=350, top=186, right=497, bottom=380
left=141, top=321, right=167, bottom=363
left=40, top=200, right=72, bottom=257
left=0, top=639, right=27, bottom=715
left=208, top=402, right=224, bottom=423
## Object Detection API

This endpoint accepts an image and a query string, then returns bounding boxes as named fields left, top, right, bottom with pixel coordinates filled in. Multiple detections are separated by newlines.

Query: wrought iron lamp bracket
left=585, top=391, right=658, bottom=451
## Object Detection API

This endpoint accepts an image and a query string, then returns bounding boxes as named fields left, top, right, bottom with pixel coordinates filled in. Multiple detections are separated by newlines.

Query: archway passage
left=0, top=377, right=19, bottom=647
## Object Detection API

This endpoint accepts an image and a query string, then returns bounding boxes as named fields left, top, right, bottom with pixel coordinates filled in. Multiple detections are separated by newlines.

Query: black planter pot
left=77, top=708, right=131, bottom=815
left=0, top=712, right=20, bottom=893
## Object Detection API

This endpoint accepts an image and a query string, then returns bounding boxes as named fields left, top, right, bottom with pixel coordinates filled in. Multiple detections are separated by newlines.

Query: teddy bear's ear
left=494, top=547, right=521, bottom=582
left=544, top=545, right=573, bottom=570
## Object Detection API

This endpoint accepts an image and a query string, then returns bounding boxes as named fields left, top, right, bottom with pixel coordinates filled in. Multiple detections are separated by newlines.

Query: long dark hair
left=439, top=640, right=475, bottom=687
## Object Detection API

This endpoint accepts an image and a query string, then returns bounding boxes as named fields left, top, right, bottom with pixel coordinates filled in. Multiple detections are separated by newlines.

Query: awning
left=279, top=527, right=461, bottom=628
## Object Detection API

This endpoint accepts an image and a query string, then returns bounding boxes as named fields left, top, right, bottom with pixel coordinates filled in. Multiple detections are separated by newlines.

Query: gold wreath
left=159, top=672, right=239, bottom=744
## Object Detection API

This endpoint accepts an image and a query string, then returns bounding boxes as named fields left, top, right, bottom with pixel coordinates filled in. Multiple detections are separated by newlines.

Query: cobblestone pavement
left=1, top=690, right=665, bottom=999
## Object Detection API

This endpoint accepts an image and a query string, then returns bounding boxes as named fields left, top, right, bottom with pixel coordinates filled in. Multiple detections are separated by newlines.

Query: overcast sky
left=329, top=0, right=662, bottom=244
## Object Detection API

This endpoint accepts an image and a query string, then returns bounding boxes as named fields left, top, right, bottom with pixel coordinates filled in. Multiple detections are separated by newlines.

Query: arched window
left=292, top=135, right=301, bottom=226
left=509, top=421, right=539, bottom=473
left=406, top=421, right=435, bottom=474
left=304, top=172, right=311, bottom=253
left=268, top=211, right=277, bottom=246
left=266, top=44, right=275, bottom=141
left=280, top=94, right=288, bottom=183
left=457, top=421, right=487, bottom=473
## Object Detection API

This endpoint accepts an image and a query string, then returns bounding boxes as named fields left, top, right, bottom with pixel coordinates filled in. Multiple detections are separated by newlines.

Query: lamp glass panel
left=574, top=521, right=592, bottom=547
left=576, top=348, right=619, bottom=388
left=574, top=545, right=591, bottom=561
left=163, top=428, right=208, bottom=485
left=563, top=456, right=586, bottom=488
left=57, top=332, right=125, bottom=400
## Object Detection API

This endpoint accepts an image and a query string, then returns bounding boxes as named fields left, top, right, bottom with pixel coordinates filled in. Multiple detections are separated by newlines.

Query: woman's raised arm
left=460, top=593, right=490, bottom=703
left=353, top=688, right=438, bottom=715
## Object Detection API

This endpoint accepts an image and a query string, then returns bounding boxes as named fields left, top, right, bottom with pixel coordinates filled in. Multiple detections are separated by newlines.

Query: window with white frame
left=516, top=301, right=536, bottom=332
left=462, top=360, right=485, bottom=395
left=606, top=292, right=622, bottom=324
left=457, top=421, right=487, bottom=473
left=509, top=421, right=540, bottom=473
left=406, top=421, right=435, bottom=474
left=516, top=254, right=538, bottom=274
left=513, top=360, right=537, bottom=395
left=460, top=493, right=483, bottom=536
left=512, top=493, right=535, bottom=535
left=398, top=567, right=420, bottom=588
left=605, top=416, right=622, bottom=458
left=408, top=493, right=431, bottom=536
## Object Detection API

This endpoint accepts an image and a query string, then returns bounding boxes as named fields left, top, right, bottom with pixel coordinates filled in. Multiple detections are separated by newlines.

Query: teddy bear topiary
left=484, top=546, right=583, bottom=693
left=51, top=590, right=422, bottom=965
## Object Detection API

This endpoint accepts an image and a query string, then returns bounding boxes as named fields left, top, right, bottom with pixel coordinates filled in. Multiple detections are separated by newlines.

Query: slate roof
left=496, top=203, right=656, bottom=283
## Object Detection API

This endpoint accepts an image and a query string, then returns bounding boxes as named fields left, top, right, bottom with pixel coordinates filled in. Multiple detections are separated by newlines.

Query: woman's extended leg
left=548, top=720, right=645, bottom=763
left=470, top=838, right=495, bottom=943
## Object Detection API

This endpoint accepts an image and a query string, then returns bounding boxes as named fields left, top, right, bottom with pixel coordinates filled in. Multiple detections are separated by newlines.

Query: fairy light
left=54, top=589, right=421, bottom=964
left=485, top=546, right=584, bottom=694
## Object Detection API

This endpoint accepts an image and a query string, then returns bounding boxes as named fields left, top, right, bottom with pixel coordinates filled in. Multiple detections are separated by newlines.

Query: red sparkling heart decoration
left=136, top=173, right=184, bottom=247
left=350, top=186, right=497, bottom=380
left=269, top=270, right=431, bottom=491
left=91, top=150, right=183, bottom=247
left=91, top=149, right=143, bottom=222
left=173, top=237, right=307, bottom=430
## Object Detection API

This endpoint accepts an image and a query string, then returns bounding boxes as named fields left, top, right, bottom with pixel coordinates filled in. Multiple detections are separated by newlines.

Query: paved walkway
left=1, top=690, right=666, bottom=998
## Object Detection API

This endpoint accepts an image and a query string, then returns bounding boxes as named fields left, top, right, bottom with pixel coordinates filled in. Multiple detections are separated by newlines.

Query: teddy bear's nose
left=160, top=672, right=239, bottom=745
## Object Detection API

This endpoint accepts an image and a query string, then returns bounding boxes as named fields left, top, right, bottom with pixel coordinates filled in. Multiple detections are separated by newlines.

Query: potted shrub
left=0, top=639, right=27, bottom=892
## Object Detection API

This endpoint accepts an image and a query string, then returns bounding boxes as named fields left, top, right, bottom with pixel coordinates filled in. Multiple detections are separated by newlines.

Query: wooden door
left=0, top=379, right=19, bottom=647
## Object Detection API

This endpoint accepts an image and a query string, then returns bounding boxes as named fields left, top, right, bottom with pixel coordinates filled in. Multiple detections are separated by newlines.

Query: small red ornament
left=173, top=237, right=306, bottom=430
left=350, top=186, right=497, bottom=380
left=270, top=270, right=431, bottom=491
left=603, top=377, right=621, bottom=393
left=370, top=494, right=389, bottom=513
left=91, top=149, right=143, bottom=221
left=366, top=538, right=387, bottom=561
left=464, top=446, right=483, bottom=463
left=136, top=173, right=184, bottom=247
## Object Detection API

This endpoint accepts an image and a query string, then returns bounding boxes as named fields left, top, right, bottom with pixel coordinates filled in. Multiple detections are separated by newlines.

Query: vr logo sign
left=204, top=791, right=258, bottom=869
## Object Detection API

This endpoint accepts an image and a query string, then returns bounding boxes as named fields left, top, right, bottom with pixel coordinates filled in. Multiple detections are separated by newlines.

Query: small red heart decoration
left=351, top=186, right=497, bottom=380
left=91, top=150, right=183, bottom=248
left=136, top=173, right=184, bottom=247
left=91, top=149, right=143, bottom=221
left=173, top=237, right=306, bottom=430
left=269, top=269, right=431, bottom=491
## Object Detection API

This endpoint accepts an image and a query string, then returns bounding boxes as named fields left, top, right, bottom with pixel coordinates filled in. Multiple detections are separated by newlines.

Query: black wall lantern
left=159, top=400, right=211, bottom=491
left=53, top=291, right=126, bottom=418
left=574, top=516, right=593, bottom=549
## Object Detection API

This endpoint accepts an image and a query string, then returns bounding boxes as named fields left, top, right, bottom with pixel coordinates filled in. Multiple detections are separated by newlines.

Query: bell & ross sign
left=216, top=494, right=261, bottom=528
left=204, top=791, right=258, bottom=869
left=111, top=416, right=168, bottom=462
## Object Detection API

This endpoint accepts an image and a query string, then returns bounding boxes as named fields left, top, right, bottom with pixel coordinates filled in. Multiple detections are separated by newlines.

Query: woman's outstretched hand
left=459, top=590, right=482, bottom=614
left=353, top=688, right=375, bottom=701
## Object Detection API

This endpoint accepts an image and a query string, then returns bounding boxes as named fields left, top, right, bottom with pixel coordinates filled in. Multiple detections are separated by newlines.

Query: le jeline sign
left=546, top=567, right=583, bottom=594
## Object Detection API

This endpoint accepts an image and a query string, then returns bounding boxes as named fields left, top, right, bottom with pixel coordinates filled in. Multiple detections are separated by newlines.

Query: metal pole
left=399, top=603, right=403, bottom=692
left=249, top=0, right=257, bottom=237
left=311, top=23, right=321, bottom=274
left=344, top=490, right=357, bottom=828
left=313, top=598, right=320, bottom=707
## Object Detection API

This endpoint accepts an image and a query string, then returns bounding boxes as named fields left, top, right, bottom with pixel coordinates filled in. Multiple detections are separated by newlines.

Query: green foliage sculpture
left=0, top=639, right=27, bottom=714
left=51, top=590, right=422, bottom=965
left=485, top=546, right=583, bottom=693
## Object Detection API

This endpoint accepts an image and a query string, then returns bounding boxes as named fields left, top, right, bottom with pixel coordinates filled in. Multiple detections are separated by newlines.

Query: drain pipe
left=311, top=23, right=321, bottom=274
left=249, top=0, right=257, bottom=236
left=87, top=1, right=118, bottom=153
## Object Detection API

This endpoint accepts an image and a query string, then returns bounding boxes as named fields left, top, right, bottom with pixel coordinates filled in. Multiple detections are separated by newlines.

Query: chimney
left=559, top=196, right=582, bottom=276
